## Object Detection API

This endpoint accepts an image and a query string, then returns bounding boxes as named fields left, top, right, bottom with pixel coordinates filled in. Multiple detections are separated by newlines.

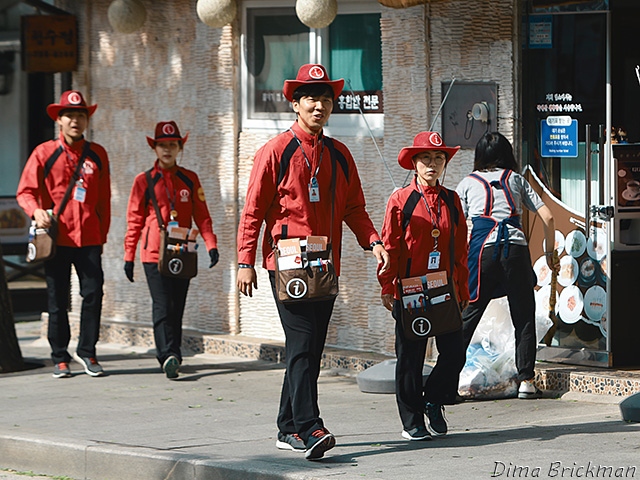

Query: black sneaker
left=52, top=362, right=71, bottom=378
left=73, top=353, right=104, bottom=377
left=276, top=432, right=305, bottom=452
left=162, top=355, right=180, bottom=379
left=425, top=402, right=447, bottom=436
left=304, top=428, right=335, bottom=460
left=401, top=426, right=432, bottom=441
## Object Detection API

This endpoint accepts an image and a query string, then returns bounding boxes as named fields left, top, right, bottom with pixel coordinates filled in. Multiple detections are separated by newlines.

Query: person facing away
left=123, top=121, right=219, bottom=380
left=16, top=90, right=111, bottom=379
left=455, top=131, right=559, bottom=399
left=236, top=63, right=390, bottom=460
left=378, top=131, right=470, bottom=441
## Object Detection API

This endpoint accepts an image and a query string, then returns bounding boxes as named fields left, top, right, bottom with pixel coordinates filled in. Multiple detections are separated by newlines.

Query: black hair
left=58, top=108, right=88, bottom=118
left=473, top=132, right=519, bottom=172
left=152, top=140, right=183, bottom=149
left=292, top=83, right=334, bottom=102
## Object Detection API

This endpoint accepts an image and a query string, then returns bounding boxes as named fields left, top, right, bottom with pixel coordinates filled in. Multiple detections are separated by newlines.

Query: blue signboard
left=529, top=15, right=552, bottom=49
left=541, top=117, right=578, bottom=158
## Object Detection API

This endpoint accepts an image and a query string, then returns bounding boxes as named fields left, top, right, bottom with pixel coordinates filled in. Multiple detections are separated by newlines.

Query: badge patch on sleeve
left=198, top=187, right=206, bottom=201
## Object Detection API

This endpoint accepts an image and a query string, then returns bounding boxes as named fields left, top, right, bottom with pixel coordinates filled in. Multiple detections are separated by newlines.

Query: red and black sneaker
left=304, top=428, right=335, bottom=460
left=73, top=353, right=104, bottom=377
left=52, top=362, right=71, bottom=378
left=276, top=432, right=305, bottom=452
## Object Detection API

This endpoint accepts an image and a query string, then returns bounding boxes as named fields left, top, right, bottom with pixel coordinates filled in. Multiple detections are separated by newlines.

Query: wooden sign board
left=21, top=15, right=78, bottom=73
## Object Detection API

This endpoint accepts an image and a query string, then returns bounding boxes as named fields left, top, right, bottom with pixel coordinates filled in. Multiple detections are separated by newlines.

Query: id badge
left=309, top=177, right=320, bottom=203
left=73, top=185, right=87, bottom=203
left=428, top=251, right=441, bottom=270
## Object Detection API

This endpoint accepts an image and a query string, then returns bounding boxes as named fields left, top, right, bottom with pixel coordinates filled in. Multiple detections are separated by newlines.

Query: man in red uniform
left=237, top=64, right=389, bottom=460
left=17, top=90, right=111, bottom=378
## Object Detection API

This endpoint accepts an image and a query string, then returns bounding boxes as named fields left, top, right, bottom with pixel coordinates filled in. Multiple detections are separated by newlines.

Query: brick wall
left=55, top=0, right=517, bottom=358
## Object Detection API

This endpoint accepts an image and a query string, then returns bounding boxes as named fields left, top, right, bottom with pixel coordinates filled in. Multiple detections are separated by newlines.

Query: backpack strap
left=276, top=134, right=349, bottom=187
left=401, top=190, right=422, bottom=232
left=402, top=186, right=458, bottom=277
left=145, top=170, right=165, bottom=230
left=176, top=168, right=194, bottom=193
left=324, top=137, right=349, bottom=183
left=85, top=148, right=103, bottom=171
left=143, top=167, right=160, bottom=205
left=440, top=188, right=457, bottom=273
left=54, top=141, right=91, bottom=218
left=401, top=187, right=458, bottom=232
left=44, top=142, right=103, bottom=180
left=43, top=144, right=64, bottom=180
left=276, top=137, right=300, bottom=187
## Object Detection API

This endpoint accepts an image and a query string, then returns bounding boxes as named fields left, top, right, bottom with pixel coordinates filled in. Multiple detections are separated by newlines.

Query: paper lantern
left=196, top=0, right=237, bottom=28
left=296, top=0, right=337, bottom=29
left=107, top=0, right=147, bottom=34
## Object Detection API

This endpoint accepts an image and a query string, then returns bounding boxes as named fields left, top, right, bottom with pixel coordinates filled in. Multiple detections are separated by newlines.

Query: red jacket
left=124, top=161, right=218, bottom=263
left=16, top=133, right=111, bottom=247
left=237, top=122, right=380, bottom=275
left=378, top=178, right=470, bottom=301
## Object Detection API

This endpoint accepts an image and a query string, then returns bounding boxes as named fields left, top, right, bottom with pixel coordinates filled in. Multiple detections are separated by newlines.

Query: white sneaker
left=518, top=379, right=542, bottom=399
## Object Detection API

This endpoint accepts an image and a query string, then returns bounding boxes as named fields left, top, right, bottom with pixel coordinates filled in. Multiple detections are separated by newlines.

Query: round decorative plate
left=583, top=285, right=606, bottom=323
left=557, top=255, right=579, bottom=287
left=558, top=285, right=584, bottom=324
left=586, top=228, right=607, bottom=261
left=543, top=229, right=565, bottom=257
left=533, top=255, right=552, bottom=287
left=565, top=229, right=586, bottom=258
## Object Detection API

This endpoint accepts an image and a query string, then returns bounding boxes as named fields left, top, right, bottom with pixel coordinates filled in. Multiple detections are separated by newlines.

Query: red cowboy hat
left=282, top=64, right=344, bottom=102
left=46, top=90, right=97, bottom=121
left=397, top=131, right=460, bottom=170
left=146, top=121, right=189, bottom=148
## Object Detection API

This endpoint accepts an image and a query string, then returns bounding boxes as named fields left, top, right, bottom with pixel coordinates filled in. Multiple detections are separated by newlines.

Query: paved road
left=0, top=470, right=69, bottom=480
left=1, top=322, right=639, bottom=480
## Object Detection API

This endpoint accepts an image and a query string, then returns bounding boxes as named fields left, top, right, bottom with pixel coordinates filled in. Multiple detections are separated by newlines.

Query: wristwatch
left=369, top=240, right=384, bottom=249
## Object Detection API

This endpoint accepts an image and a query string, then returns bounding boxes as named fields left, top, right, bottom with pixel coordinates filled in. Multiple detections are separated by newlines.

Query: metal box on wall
left=441, top=81, right=497, bottom=149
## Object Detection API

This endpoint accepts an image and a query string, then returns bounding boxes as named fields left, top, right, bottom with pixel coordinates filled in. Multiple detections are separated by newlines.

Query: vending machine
left=609, top=144, right=640, bottom=367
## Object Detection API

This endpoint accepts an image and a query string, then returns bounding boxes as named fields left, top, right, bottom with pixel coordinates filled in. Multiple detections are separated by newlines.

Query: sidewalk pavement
left=1, top=322, right=639, bottom=480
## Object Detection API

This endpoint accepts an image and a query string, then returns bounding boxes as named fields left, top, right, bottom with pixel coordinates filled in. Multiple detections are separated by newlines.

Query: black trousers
left=393, top=301, right=466, bottom=431
left=143, top=263, right=190, bottom=365
left=268, top=271, right=335, bottom=443
left=461, top=244, right=537, bottom=382
left=44, top=245, right=104, bottom=364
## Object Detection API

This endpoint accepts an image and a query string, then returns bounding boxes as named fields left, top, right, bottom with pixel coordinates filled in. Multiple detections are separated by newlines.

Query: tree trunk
left=0, top=242, right=25, bottom=373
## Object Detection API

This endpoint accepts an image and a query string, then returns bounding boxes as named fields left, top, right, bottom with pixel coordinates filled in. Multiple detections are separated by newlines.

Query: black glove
left=208, top=248, right=219, bottom=268
left=124, top=261, right=134, bottom=282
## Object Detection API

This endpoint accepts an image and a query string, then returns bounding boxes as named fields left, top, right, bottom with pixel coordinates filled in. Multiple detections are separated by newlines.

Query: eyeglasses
left=413, top=152, right=447, bottom=166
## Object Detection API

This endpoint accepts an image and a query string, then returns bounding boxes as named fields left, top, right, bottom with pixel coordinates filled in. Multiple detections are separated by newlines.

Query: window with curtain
left=244, top=4, right=383, bottom=127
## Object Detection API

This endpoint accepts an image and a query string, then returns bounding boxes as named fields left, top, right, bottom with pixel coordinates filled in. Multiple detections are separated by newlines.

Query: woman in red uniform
left=378, top=131, right=470, bottom=440
left=124, top=121, right=219, bottom=379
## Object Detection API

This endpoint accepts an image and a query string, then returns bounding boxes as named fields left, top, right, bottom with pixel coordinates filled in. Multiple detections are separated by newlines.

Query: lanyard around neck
left=289, top=128, right=324, bottom=179
left=414, top=178, right=442, bottom=249
left=160, top=168, right=177, bottom=218
left=59, top=139, right=86, bottom=181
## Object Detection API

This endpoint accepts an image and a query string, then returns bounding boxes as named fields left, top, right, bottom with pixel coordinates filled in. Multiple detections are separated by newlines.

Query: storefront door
left=521, top=0, right=640, bottom=367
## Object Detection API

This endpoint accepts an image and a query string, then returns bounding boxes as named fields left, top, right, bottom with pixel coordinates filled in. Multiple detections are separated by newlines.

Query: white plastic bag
left=458, top=297, right=554, bottom=399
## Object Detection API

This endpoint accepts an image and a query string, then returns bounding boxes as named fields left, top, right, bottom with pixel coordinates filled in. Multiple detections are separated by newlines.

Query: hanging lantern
left=107, top=0, right=147, bottom=34
left=196, top=0, right=237, bottom=28
left=296, top=0, right=337, bottom=29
